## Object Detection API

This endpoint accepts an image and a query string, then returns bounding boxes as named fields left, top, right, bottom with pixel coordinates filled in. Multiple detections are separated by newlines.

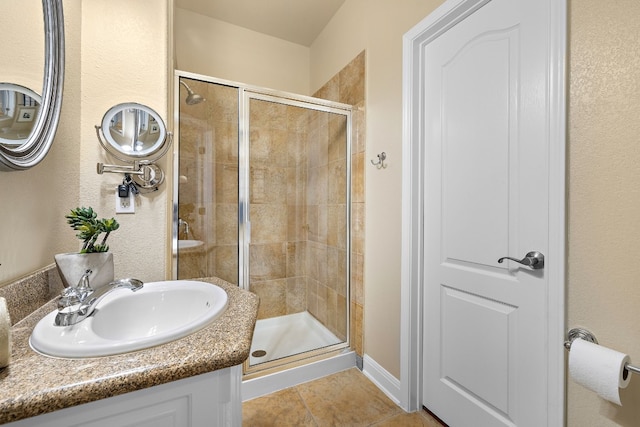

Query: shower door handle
left=497, top=251, right=544, bottom=270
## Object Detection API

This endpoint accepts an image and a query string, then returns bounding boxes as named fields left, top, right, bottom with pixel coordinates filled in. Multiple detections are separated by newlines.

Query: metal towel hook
left=371, top=152, right=387, bottom=169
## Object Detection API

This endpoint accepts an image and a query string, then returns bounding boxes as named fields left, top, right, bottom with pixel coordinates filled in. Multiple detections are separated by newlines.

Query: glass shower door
left=176, top=78, right=239, bottom=284
left=243, top=92, right=351, bottom=371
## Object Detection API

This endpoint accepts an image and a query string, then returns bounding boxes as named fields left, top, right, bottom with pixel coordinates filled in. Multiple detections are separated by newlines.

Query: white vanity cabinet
left=5, top=366, right=242, bottom=427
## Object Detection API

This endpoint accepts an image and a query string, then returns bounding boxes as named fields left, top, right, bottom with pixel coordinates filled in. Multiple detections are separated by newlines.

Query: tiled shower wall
left=247, top=101, right=313, bottom=320
left=248, top=99, right=350, bottom=344
left=250, top=50, right=365, bottom=352
left=313, top=51, right=366, bottom=357
left=177, top=50, right=365, bottom=356
left=298, top=106, right=349, bottom=339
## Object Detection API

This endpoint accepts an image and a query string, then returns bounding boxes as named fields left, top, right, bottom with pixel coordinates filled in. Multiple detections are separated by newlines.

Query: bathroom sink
left=30, top=280, right=228, bottom=358
left=178, top=239, right=204, bottom=250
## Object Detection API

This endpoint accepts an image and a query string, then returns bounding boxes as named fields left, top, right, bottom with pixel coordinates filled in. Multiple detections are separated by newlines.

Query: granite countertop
left=0, top=277, right=258, bottom=425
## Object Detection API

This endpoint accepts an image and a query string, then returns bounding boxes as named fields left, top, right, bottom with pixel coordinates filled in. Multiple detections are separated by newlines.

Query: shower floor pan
left=249, top=311, right=342, bottom=366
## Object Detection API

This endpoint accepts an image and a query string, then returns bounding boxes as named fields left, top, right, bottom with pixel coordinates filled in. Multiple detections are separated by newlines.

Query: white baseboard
left=362, top=354, right=402, bottom=406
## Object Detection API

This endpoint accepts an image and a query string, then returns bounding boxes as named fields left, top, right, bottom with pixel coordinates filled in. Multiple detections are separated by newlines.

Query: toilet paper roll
left=569, top=338, right=630, bottom=405
left=0, top=297, right=11, bottom=368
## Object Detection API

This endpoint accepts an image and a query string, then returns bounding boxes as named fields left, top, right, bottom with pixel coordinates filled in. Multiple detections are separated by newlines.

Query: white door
left=420, top=0, right=559, bottom=425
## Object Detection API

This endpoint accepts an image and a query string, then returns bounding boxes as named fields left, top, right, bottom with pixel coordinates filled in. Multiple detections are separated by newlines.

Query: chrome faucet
left=178, top=218, right=191, bottom=238
left=55, top=270, right=143, bottom=326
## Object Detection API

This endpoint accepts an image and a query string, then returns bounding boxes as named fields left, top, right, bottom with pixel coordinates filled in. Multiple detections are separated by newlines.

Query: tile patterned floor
left=242, top=368, right=446, bottom=426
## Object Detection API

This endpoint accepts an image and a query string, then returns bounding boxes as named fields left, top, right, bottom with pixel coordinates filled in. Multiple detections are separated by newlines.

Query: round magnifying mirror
left=100, top=103, right=167, bottom=161
left=0, top=83, right=42, bottom=146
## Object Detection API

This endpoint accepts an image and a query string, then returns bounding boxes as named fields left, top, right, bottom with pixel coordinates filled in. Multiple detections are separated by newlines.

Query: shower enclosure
left=173, top=73, right=352, bottom=378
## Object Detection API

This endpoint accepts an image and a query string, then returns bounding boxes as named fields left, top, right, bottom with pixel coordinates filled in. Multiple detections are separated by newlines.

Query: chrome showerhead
left=179, top=80, right=206, bottom=105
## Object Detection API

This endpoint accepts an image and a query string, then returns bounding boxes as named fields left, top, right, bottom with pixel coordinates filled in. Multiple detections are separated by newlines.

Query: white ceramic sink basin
left=30, top=280, right=228, bottom=358
left=178, top=239, right=204, bottom=250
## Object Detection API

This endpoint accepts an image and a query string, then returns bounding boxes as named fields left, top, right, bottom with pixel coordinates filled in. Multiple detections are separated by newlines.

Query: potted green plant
left=54, top=207, right=120, bottom=289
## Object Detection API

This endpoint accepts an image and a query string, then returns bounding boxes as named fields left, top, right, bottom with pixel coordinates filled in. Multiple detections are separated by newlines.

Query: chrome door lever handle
left=497, top=251, right=544, bottom=270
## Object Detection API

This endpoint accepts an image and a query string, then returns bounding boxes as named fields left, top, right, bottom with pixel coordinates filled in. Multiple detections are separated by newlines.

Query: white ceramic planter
left=54, top=252, right=114, bottom=290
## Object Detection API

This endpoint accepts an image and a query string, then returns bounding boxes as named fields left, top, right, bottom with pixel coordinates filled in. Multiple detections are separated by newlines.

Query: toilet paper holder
left=565, top=327, right=640, bottom=376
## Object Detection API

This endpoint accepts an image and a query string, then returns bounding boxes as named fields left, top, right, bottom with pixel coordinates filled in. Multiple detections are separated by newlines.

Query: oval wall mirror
left=98, top=103, right=168, bottom=161
left=0, top=0, right=65, bottom=171
left=0, top=84, right=42, bottom=146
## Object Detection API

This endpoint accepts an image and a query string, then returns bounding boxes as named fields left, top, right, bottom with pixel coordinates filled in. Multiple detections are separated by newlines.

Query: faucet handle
left=77, top=269, right=92, bottom=288
left=76, top=269, right=94, bottom=300
left=58, top=286, right=81, bottom=310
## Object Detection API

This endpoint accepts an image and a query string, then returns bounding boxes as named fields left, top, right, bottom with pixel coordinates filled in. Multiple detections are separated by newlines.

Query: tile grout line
left=293, top=385, right=320, bottom=426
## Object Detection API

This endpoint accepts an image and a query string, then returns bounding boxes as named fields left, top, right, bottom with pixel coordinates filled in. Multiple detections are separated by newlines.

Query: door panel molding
left=400, top=0, right=566, bottom=425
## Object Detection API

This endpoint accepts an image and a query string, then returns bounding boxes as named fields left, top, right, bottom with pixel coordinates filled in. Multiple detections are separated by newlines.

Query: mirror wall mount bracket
left=0, top=0, right=65, bottom=171
left=96, top=159, right=167, bottom=191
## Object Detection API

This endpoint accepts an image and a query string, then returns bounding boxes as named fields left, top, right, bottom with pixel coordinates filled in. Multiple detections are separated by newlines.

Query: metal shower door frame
left=173, top=71, right=354, bottom=376
left=240, top=88, right=354, bottom=376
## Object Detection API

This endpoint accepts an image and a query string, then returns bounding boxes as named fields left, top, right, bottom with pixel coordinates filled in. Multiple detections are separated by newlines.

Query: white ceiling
left=175, top=0, right=345, bottom=47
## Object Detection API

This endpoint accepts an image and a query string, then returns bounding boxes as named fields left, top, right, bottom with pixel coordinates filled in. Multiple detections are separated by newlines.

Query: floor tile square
left=243, top=387, right=316, bottom=426
left=295, top=368, right=401, bottom=426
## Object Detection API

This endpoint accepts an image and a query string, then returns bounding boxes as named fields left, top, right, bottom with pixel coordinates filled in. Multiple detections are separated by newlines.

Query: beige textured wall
left=1, top=0, right=43, bottom=88
left=79, top=0, right=170, bottom=283
left=0, top=0, right=81, bottom=286
left=1, top=0, right=170, bottom=287
left=567, top=0, right=640, bottom=425
left=175, top=8, right=310, bottom=95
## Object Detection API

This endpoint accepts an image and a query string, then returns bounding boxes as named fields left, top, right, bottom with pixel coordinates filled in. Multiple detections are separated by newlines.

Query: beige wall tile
left=307, top=241, right=328, bottom=284
left=352, top=202, right=365, bottom=255
left=328, top=113, right=348, bottom=162
left=352, top=152, right=365, bottom=203
left=286, top=277, right=307, bottom=314
left=250, top=242, right=287, bottom=281
left=215, top=163, right=239, bottom=204
left=339, top=51, right=366, bottom=106
left=352, top=252, right=364, bottom=306
left=326, top=204, right=346, bottom=249
left=250, top=204, right=288, bottom=244
left=351, top=301, right=364, bottom=357
left=252, top=279, right=287, bottom=319
left=316, top=284, right=328, bottom=324
left=307, top=278, right=318, bottom=317
left=327, top=287, right=338, bottom=333
left=336, top=293, right=347, bottom=341
left=286, top=241, right=306, bottom=277
left=215, top=203, right=238, bottom=246
left=328, top=160, right=347, bottom=205
left=214, top=245, right=238, bottom=285
left=250, top=165, right=288, bottom=204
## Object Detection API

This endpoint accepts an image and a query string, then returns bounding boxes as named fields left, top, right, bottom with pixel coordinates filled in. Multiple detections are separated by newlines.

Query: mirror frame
left=99, top=102, right=169, bottom=162
left=0, top=0, right=64, bottom=171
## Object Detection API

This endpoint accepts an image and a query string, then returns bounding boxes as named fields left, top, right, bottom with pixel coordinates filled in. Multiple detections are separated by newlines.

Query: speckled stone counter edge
left=0, top=273, right=258, bottom=424
left=0, top=265, right=64, bottom=327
